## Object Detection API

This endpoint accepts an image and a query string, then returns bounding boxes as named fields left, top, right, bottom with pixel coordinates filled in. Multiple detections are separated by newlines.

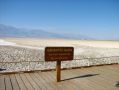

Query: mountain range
left=0, top=24, right=92, bottom=40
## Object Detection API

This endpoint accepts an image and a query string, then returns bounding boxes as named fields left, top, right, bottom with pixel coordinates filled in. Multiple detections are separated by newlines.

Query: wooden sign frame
left=45, top=47, right=74, bottom=61
left=45, top=47, right=74, bottom=82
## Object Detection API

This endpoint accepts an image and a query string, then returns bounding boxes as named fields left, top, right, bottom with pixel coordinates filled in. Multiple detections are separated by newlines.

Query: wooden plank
left=19, top=73, right=34, bottom=90
left=79, top=67, right=111, bottom=90
left=9, top=74, right=20, bottom=90
left=41, top=71, right=62, bottom=90
left=38, top=71, right=67, bottom=90
left=29, top=72, right=47, bottom=90
left=34, top=72, right=55, bottom=90
left=0, top=75, right=5, bottom=90
left=94, top=66, right=119, bottom=84
left=80, top=65, right=119, bottom=90
left=24, top=73, right=41, bottom=90
left=105, top=65, right=119, bottom=73
left=94, top=68, right=119, bottom=90
left=63, top=69, right=99, bottom=90
left=47, top=71, right=72, bottom=90
left=38, top=72, right=56, bottom=89
left=64, top=67, right=107, bottom=90
left=59, top=70, right=80, bottom=90
left=15, top=74, right=27, bottom=90
left=4, top=75, right=13, bottom=90
left=0, top=65, right=119, bottom=90
left=86, top=66, right=115, bottom=88
left=48, top=71, right=65, bottom=90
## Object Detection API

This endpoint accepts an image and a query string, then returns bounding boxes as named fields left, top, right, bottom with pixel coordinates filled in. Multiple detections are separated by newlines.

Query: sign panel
left=45, top=47, right=74, bottom=61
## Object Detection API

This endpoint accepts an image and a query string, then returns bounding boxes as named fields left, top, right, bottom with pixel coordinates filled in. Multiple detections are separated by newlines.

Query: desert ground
left=3, top=38, right=119, bottom=48
left=0, top=38, right=119, bottom=72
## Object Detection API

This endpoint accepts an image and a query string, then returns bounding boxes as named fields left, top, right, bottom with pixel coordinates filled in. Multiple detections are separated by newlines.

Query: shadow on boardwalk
left=62, top=73, right=99, bottom=81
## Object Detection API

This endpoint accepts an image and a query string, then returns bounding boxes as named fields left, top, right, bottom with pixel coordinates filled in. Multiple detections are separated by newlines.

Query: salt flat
left=2, top=38, right=119, bottom=48
left=0, top=39, right=16, bottom=45
left=0, top=38, right=119, bottom=72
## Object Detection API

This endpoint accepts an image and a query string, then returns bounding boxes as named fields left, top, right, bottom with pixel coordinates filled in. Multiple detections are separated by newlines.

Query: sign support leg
left=56, top=61, right=61, bottom=82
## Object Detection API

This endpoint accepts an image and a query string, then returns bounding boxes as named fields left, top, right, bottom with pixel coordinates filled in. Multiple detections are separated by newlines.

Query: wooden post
left=56, top=61, right=61, bottom=82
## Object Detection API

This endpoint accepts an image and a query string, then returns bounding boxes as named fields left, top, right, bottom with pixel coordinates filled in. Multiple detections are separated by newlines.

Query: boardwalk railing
left=0, top=56, right=119, bottom=72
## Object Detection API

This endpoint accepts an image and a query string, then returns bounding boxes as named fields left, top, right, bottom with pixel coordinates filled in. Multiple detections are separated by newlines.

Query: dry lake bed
left=2, top=38, right=119, bottom=48
left=0, top=38, right=119, bottom=72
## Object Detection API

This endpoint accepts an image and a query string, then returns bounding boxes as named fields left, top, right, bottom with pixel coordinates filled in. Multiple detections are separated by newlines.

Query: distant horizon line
left=0, top=24, right=119, bottom=40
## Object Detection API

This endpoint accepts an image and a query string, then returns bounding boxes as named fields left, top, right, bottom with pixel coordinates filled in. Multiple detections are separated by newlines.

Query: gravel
left=0, top=45, right=119, bottom=72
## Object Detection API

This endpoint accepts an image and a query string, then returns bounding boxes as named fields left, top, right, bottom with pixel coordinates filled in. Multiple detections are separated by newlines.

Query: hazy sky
left=0, top=0, right=119, bottom=39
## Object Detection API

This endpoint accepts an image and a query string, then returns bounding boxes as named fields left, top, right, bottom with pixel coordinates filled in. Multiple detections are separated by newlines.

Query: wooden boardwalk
left=0, top=65, right=119, bottom=90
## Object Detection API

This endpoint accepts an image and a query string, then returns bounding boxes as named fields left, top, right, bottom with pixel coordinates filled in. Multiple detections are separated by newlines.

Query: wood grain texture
left=0, top=65, right=119, bottom=90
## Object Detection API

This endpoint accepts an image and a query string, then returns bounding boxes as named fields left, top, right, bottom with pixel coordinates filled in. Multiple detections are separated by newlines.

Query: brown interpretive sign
left=45, top=47, right=74, bottom=82
left=45, top=47, right=74, bottom=61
